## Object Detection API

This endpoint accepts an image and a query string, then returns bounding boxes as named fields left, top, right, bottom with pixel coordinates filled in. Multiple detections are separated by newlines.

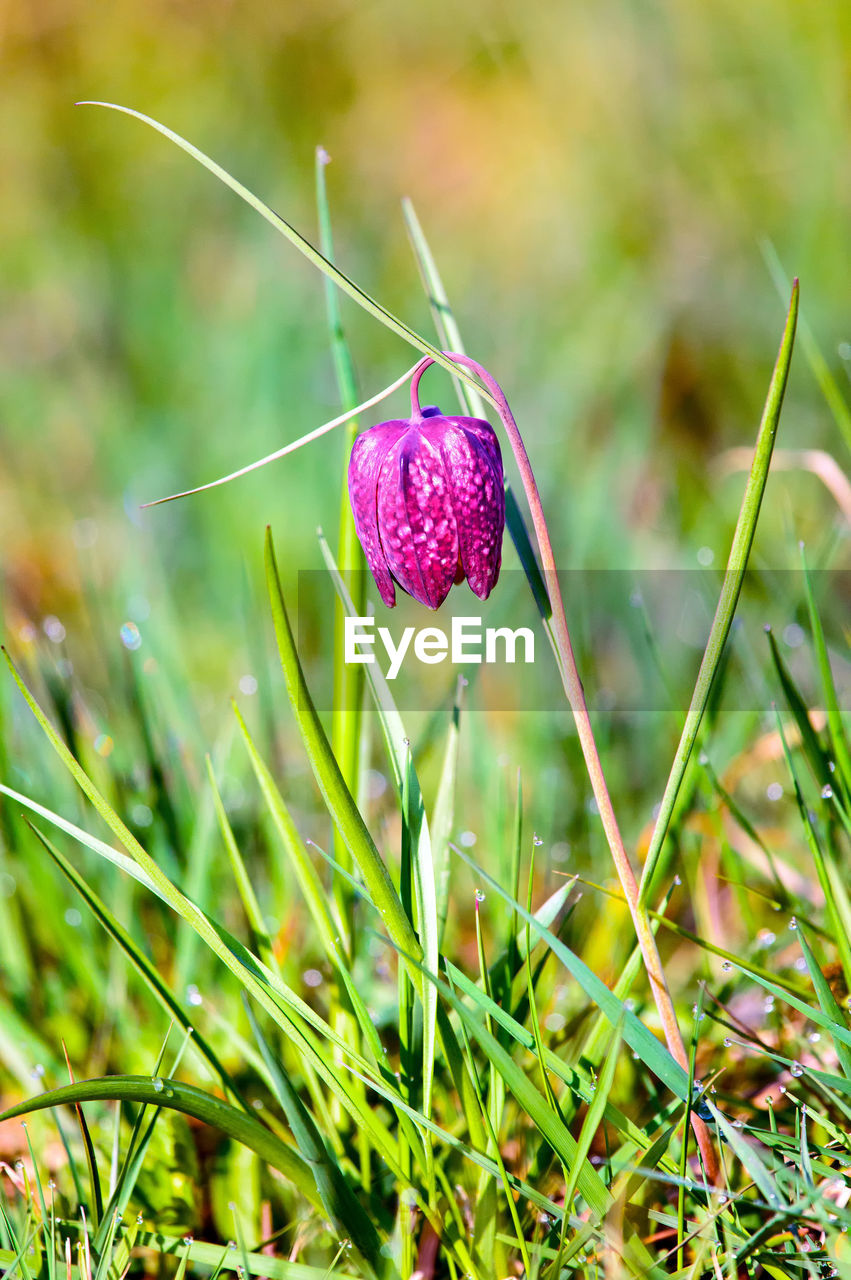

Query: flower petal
left=377, top=428, right=459, bottom=610
left=439, top=419, right=505, bottom=600
left=348, top=420, right=409, bottom=608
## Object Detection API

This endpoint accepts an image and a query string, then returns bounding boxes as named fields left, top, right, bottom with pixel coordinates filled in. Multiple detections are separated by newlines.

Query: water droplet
left=828, top=760, right=836, bottom=773
left=47, top=1179, right=56, bottom=1190
left=186, top=984, right=203, bottom=1006
left=402, top=737, right=410, bottom=747
left=673, top=874, right=682, bottom=886
left=532, top=835, right=543, bottom=847
left=43, top=615, right=66, bottom=644
left=136, top=1214, right=144, bottom=1225
left=151, top=1077, right=164, bottom=1092
left=623, top=997, right=636, bottom=1012
left=790, top=1061, right=804, bottom=1078
left=120, top=622, right=142, bottom=651
left=474, top=889, right=486, bottom=903
left=31, top=1063, right=45, bottom=1078
left=789, top=917, right=798, bottom=930
left=723, top=1037, right=732, bottom=1047
left=821, top=784, right=834, bottom=800
left=808, top=1031, right=821, bottom=1044
left=721, top=961, right=733, bottom=972
left=183, top=1236, right=194, bottom=1246
left=732, top=1120, right=744, bottom=1129
left=757, top=929, right=776, bottom=947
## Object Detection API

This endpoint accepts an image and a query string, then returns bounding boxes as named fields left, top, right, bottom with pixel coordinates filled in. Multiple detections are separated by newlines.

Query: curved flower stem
left=411, top=353, right=720, bottom=1185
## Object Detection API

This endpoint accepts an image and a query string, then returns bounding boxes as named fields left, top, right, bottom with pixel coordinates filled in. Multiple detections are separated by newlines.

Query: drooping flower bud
left=348, top=404, right=505, bottom=610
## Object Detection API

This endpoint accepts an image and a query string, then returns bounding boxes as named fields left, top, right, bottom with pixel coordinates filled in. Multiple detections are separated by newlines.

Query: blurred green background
left=1, top=0, right=850, bottom=1069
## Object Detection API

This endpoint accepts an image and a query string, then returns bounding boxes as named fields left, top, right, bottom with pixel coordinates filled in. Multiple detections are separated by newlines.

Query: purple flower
left=348, top=405, right=505, bottom=609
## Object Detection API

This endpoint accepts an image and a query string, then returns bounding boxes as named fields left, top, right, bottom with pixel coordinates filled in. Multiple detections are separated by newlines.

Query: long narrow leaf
left=639, top=281, right=799, bottom=901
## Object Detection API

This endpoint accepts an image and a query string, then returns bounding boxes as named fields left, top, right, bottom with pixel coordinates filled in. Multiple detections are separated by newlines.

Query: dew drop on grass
left=722, top=961, right=733, bottom=972
left=723, top=1037, right=732, bottom=1047
left=474, top=889, right=486, bottom=903
left=821, top=784, right=834, bottom=799
left=186, top=984, right=203, bottom=1006
left=673, top=874, right=682, bottom=886
left=183, top=1236, right=194, bottom=1246
left=789, top=917, right=798, bottom=930
left=136, top=1214, right=143, bottom=1225
left=151, top=1077, right=164, bottom=1092
left=532, top=835, right=543, bottom=846
left=790, top=1061, right=804, bottom=1077
left=808, top=1031, right=821, bottom=1044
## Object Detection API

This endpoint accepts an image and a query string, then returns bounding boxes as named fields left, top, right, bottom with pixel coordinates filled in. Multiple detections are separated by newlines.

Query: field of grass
left=1, top=3, right=851, bottom=1277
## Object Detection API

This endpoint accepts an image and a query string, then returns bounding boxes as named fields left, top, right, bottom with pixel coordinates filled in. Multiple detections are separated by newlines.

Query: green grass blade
left=79, top=103, right=494, bottom=404
left=0, top=1077, right=322, bottom=1209
left=801, top=547, right=851, bottom=799
left=317, top=531, right=486, bottom=1152
left=316, top=147, right=366, bottom=893
left=244, top=1001, right=381, bottom=1269
left=761, top=239, right=851, bottom=454
left=205, top=757, right=277, bottom=975
left=430, top=677, right=464, bottom=948
left=639, top=281, right=799, bottom=902
left=562, top=1021, right=623, bottom=1219
left=263, top=529, right=422, bottom=984
left=796, top=926, right=851, bottom=1079
left=26, top=820, right=245, bottom=1105
left=452, top=845, right=690, bottom=1101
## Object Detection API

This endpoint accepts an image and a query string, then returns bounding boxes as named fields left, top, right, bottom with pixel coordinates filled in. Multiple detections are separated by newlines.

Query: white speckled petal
left=376, top=429, right=459, bottom=609
left=439, top=419, right=505, bottom=599
left=348, top=420, right=409, bottom=607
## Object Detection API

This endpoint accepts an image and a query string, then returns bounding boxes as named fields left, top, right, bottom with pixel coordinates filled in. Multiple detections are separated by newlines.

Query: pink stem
left=411, top=352, right=719, bottom=1185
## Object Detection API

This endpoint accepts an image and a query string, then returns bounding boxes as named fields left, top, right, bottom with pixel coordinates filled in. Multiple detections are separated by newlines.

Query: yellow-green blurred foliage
left=1, top=0, right=849, bottom=704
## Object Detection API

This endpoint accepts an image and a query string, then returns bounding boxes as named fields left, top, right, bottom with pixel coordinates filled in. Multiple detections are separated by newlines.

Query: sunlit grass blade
left=774, top=708, right=851, bottom=987
left=263, top=530, right=422, bottom=984
left=0, top=1077, right=321, bottom=1208
left=796, top=925, right=851, bottom=1079
left=639, top=281, right=799, bottom=902
left=244, top=1001, right=382, bottom=1269
left=430, top=676, right=464, bottom=948
left=0, top=648, right=398, bottom=1150
left=137, top=363, right=420, bottom=506
left=26, top=820, right=243, bottom=1103
left=59, top=1041, right=104, bottom=1228
left=801, top=546, right=851, bottom=799
left=132, top=1232, right=363, bottom=1279
left=562, top=1021, right=623, bottom=1223
left=761, top=239, right=851, bottom=454
left=78, top=104, right=495, bottom=407
left=316, top=531, right=485, bottom=1153
left=206, top=757, right=277, bottom=975
left=766, top=628, right=831, bottom=787
left=451, top=845, right=691, bottom=1102
left=316, top=148, right=366, bottom=917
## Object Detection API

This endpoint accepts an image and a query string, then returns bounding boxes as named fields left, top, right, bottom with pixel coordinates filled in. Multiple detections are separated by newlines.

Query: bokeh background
left=1, top=0, right=850, bottom=1048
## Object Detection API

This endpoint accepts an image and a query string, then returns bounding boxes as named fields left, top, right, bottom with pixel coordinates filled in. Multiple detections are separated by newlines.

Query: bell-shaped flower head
left=348, top=404, right=505, bottom=609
